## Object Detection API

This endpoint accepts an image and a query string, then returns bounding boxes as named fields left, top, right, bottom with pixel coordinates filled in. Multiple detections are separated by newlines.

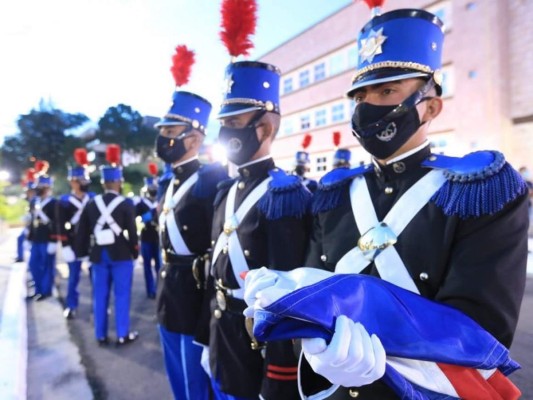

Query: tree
left=96, top=104, right=157, bottom=156
left=0, top=100, right=89, bottom=182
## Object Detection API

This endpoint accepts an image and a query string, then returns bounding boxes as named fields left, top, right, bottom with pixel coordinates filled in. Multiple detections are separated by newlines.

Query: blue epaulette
left=423, top=150, right=528, bottom=218
left=193, top=162, right=230, bottom=199
left=88, top=192, right=96, bottom=199
left=60, top=194, right=71, bottom=204
left=214, top=178, right=237, bottom=209
left=258, top=168, right=312, bottom=220
left=311, top=164, right=373, bottom=214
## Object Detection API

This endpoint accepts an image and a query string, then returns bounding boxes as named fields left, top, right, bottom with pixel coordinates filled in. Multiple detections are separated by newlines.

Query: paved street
left=0, top=228, right=532, bottom=399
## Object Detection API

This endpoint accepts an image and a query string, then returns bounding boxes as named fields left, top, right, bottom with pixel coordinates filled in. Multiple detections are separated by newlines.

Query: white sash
left=69, top=195, right=89, bottom=226
left=94, top=195, right=125, bottom=236
left=211, top=177, right=272, bottom=299
left=335, top=170, right=446, bottom=293
left=34, top=197, right=52, bottom=224
left=159, top=173, right=199, bottom=256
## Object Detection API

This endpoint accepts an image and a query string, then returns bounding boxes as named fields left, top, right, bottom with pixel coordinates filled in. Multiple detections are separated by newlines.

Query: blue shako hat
left=334, top=148, right=352, bottom=167
left=100, top=144, right=123, bottom=183
left=154, top=90, right=212, bottom=133
left=218, top=61, right=281, bottom=118
left=296, top=151, right=310, bottom=166
left=144, top=177, right=156, bottom=188
left=347, top=9, right=445, bottom=97
left=34, top=160, right=52, bottom=187
left=68, top=148, right=91, bottom=182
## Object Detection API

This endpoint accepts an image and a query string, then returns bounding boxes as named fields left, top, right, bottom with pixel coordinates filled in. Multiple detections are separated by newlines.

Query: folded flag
left=252, top=274, right=521, bottom=399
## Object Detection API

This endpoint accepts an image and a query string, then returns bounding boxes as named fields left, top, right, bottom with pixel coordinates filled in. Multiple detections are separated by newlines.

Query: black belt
left=163, top=251, right=196, bottom=266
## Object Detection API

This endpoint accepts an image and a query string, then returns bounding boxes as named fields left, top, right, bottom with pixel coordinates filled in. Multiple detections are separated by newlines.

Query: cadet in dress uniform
left=134, top=163, right=161, bottom=299
left=207, top=4, right=312, bottom=396
left=16, top=169, right=36, bottom=263
left=332, top=131, right=351, bottom=169
left=27, top=160, right=59, bottom=301
left=154, top=44, right=228, bottom=400
left=244, top=4, right=529, bottom=400
left=74, top=144, right=139, bottom=345
left=57, top=148, right=95, bottom=319
left=294, top=133, right=318, bottom=193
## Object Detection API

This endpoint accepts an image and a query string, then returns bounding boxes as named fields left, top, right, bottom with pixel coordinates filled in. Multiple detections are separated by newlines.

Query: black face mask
left=351, top=80, right=434, bottom=160
left=219, top=111, right=265, bottom=166
left=156, top=128, right=190, bottom=164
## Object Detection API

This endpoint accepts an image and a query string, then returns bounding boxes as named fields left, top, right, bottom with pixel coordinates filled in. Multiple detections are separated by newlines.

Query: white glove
left=47, top=242, right=57, bottom=255
left=302, top=316, right=386, bottom=388
left=243, top=267, right=333, bottom=317
left=200, top=346, right=211, bottom=378
left=23, top=240, right=32, bottom=252
left=62, top=245, right=76, bottom=263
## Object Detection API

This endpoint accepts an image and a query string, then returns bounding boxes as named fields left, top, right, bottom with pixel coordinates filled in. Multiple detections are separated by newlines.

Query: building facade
left=259, top=0, right=533, bottom=179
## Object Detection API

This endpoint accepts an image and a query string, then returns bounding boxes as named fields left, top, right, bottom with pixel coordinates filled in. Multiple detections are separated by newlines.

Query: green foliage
left=0, top=184, right=27, bottom=227
left=96, top=104, right=158, bottom=155
left=0, top=101, right=89, bottom=180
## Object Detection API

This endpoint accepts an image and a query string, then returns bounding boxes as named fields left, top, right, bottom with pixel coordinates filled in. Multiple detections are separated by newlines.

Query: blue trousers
left=17, top=229, right=25, bottom=260
left=158, top=325, right=210, bottom=400
left=91, top=251, right=133, bottom=339
left=28, top=242, right=55, bottom=296
left=211, top=376, right=257, bottom=400
left=140, top=241, right=161, bottom=296
left=66, top=260, right=82, bottom=309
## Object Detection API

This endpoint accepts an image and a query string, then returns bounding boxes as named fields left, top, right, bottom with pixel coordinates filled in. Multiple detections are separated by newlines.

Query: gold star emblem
left=359, top=28, right=388, bottom=63
left=222, top=74, right=234, bottom=95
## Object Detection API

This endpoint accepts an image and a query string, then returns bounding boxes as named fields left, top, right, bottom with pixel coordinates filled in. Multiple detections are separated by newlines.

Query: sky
left=0, top=0, right=352, bottom=143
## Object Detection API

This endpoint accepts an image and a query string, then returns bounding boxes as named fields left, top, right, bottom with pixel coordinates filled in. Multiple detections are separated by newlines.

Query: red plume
left=106, top=144, right=121, bottom=165
left=362, top=0, right=386, bottom=8
left=333, top=131, right=341, bottom=147
left=170, top=45, right=195, bottom=87
left=301, top=133, right=312, bottom=150
left=35, top=160, right=49, bottom=175
left=148, top=162, right=158, bottom=177
left=220, top=0, right=257, bottom=58
left=74, top=148, right=88, bottom=166
left=23, top=168, right=36, bottom=185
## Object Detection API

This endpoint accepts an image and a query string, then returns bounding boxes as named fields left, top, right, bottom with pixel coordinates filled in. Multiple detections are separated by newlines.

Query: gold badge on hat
left=359, top=27, right=388, bottom=63
left=223, top=74, right=234, bottom=94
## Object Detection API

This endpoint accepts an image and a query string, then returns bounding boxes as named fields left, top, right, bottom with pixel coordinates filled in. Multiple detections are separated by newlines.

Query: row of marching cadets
left=152, top=0, right=529, bottom=399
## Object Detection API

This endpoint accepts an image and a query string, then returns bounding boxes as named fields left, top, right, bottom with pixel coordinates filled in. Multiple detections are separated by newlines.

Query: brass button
left=384, top=187, right=394, bottom=194
left=238, top=181, right=245, bottom=190
left=222, top=246, right=228, bottom=254
left=182, top=225, right=188, bottom=231
left=242, top=169, right=250, bottom=177
left=320, top=254, right=327, bottom=262
left=349, top=389, right=359, bottom=398
left=211, top=240, right=215, bottom=246
left=392, top=162, right=406, bottom=174
left=244, top=249, right=250, bottom=257
left=174, top=179, right=180, bottom=185
left=428, top=155, right=437, bottom=162
left=419, top=272, right=429, bottom=281
left=214, top=309, right=222, bottom=319
left=161, top=270, right=167, bottom=279
left=176, top=167, right=183, bottom=174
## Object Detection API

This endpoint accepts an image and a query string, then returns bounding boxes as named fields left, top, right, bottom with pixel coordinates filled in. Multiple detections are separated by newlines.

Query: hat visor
left=154, top=118, right=189, bottom=128
left=217, top=104, right=262, bottom=119
left=346, top=70, right=430, bottom=98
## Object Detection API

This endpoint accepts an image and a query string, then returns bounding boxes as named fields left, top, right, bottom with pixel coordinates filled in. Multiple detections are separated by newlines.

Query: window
left=300, top=115, right=311, bottom=130
left=314, top=62, right=326, bottom=81
left=331, top=104, right=345, bottom=122
left=282, top=118, right=294, bottom=136
left=441, top=65, right=455, bottom=98
left=283, top=77, right=293, bottom=94
left=299, top=70, right=310, bottom=88
left=315, top=109, right=327, bottom=127
left=316, top=156, right=328, bottom=172
left=329, top=53, right=346, bottom=76
left=348, top=46, right=358, bottom=68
